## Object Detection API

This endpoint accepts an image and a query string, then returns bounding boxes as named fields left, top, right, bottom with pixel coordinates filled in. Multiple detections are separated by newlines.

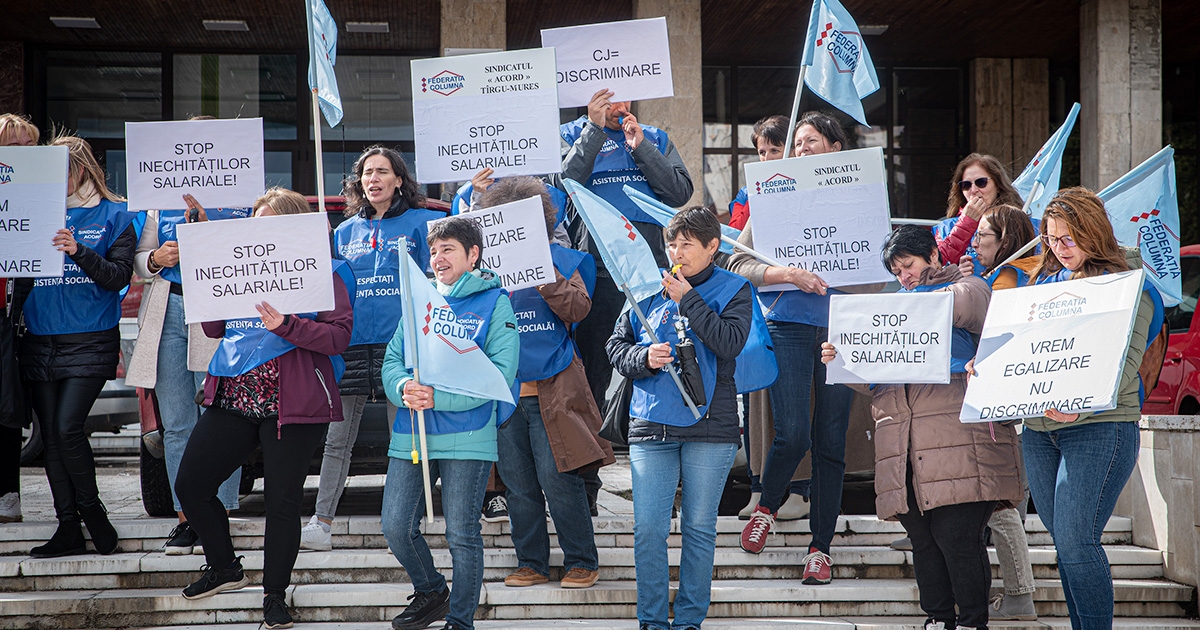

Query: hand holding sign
left=52, top=228, right=78, bottom=255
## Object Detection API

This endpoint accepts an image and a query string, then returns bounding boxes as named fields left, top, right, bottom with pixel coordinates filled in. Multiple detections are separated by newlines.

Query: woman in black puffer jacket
left=14, top=136, right=136, bottom=558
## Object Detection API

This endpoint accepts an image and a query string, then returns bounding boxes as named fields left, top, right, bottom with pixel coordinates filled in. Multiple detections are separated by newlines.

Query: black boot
left=78, top=501, right=118, bottom=555
left=30, top=520, right=87, bottom=558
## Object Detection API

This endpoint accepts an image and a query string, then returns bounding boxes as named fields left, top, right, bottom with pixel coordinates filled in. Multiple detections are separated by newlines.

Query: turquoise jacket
left=382, top=269, right=519, bottom=462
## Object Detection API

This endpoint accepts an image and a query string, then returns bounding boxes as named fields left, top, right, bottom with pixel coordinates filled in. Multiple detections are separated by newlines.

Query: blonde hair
left=50, top=134, right=124, bottom=202
left=253, top=187, right=313, bottom=216
left=0, top=114, right=39, bottom=146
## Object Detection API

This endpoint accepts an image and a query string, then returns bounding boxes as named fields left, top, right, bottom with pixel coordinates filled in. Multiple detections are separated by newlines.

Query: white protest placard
left=0, top=146, right=68, bottom=277
left=960, top=270, right=1144, bottom=423
left=412, top=48, right=561, bottom=184
left=435, top=196, right=555, bottom=292
left=826, top=292, right=954, bottom=384
left=745, top=147, right=893, bottom=288
left=176, top=212, right=334, bottom=324
left=125, top=118, right=265, bottom=212
left=541, top=17, right=674, bottom=108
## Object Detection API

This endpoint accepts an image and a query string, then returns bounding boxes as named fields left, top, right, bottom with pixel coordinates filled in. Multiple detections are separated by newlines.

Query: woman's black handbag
left=0, top=315, right=29, bottom=430
left=597, top=375, right=634, bottom=447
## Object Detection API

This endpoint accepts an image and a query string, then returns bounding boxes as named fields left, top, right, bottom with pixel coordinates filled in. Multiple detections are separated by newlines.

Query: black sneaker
left=181, top=556, right=250, bottom=600
left=263, top=592, right=294, bottom=629
left=164, top=521, right=199, bottom=556
left=391, top=588, right=449, bottom=630
left=481, top=493, right=509, bottom=523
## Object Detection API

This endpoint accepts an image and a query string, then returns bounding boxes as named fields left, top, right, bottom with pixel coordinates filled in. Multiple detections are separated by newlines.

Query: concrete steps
left=0, top=514, right=1192, bottom=628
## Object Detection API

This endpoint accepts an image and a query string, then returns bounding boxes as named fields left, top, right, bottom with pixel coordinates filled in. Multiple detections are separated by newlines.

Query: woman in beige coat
left=822, top=225, right=1023, bottom=630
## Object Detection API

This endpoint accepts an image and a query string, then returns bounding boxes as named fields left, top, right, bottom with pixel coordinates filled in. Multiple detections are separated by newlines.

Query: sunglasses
left=1041, top=234, right=1077, bottom=249
left=959, top=177, right=990, bottom=192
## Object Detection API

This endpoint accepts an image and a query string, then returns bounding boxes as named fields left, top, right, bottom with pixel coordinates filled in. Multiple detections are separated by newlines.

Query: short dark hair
left=427, top=216, right=485, bottom=269
left=881, top=225, right=939, bottom=271
left=665, top=206, right=721, bottom=247
left=750, top=115, right=789, bottom=149
left=795, top=110, right=849, bottom=151
left=477, top=177, right=557, bottom=238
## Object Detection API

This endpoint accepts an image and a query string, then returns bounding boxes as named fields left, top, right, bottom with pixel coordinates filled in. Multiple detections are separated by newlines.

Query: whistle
left=618, top=116, right=625, bottom=125
left=411, top=449, right=419, bottom=464
left=670, top=263, right=682, bottom=276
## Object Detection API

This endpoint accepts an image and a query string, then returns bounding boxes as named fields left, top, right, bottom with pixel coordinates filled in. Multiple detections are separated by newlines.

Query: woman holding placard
left=0, top=113, right=40, bottom=527
left=821, top=225, right=1023, bottom=630
left=933, top=154, right=1024, bottom=271
left=14, top=135, right=137, bottom=558
left=173, top=188, right=353, bottom=629
left=298, top=146, right=445, bottom=551
left=1022, top=188, right=1157, bottom=629
left=728, top=111, right=875, bottom=582
left=607, top=207, right=753, bottom=630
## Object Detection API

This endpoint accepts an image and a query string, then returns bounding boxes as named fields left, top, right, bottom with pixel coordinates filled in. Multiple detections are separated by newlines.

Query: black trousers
left=28, top=378, right=107, bottom=522
left=175, top=405, right=327, bottom=594
left=895, top=467, right=996, bottom=629
left=1, top=424, right=20, bottom=495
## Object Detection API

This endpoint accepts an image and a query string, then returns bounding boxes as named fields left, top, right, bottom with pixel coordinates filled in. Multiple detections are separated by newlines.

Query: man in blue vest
left=560, top=87, right=694, bottom=419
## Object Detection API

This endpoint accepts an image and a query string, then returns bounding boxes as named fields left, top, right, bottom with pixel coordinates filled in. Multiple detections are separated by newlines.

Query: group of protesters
left=0, top=84, right=1155, bottom=630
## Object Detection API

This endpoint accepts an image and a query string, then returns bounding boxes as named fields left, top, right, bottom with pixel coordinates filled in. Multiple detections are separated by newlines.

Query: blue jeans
left=1023, top=422, right=1140, bottom=630
left=760, top=321, right=852, bottom=553
left=381, top=456, right=491, bottom=630
left=158, top=293, right=239, bottom=512
left=630, top=440, right=737, bottom=630
left=497, top=396, right=598, bottom=576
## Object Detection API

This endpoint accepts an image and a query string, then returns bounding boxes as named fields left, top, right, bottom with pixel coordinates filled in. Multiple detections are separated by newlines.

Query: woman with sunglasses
left=1018, top=188, right=1157, bottom=629
left=933, top=154, right=1023, bottom=271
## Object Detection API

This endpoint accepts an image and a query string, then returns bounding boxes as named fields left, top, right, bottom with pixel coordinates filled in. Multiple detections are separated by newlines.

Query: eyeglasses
left=1041, top=234, right=1077, bottom=249
left=971, top=230, right=998, bottom=244
left=959, top=177, right=990, bottom=192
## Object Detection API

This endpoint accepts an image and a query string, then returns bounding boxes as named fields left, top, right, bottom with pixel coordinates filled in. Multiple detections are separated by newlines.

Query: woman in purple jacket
left=173, top=188, right=354, bottom=629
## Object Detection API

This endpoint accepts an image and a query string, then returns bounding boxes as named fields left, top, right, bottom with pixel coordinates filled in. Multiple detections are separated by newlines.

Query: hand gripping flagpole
left=399, top=239, right=436, bottom=525
left=619, top=283, right=702, bottom=420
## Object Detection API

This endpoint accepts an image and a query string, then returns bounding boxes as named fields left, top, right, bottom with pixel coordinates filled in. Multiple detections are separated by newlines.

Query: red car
left=1143, top=244, right=1200, bottom=415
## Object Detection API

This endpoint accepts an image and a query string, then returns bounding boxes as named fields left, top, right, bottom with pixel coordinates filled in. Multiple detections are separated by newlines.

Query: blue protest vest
left=560, top=118, right=670, bottom=225
left=734, top=287, right=779, bottom=394
left=902, top=281, right=977, bottom=374
left=628, top=268, right=747, bottom=427
left=452, top=181, right=568, bottom=229
left=155, top=208, right=253, bottom=284
left=512, top=245, right=590, bottom=383
left=758, top=286, right=835, bottom=327
left=209, top=262, right=354, bottom=379
left=392, top=286, right=508, bottom=436
left=23, top=200, right=136, bottom=336
left=985, top=262, right=1032, bottom=289
left=334, top=211, right=440, bottom=346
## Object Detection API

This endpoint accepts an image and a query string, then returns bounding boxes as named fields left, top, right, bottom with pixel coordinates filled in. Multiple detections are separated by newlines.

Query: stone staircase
left=0, top=513, right=1196, bottom=629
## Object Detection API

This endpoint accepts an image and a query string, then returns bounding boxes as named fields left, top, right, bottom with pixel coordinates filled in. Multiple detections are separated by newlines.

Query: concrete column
left=633, top=0, right=703, bottom=208
left=440, top=0, right=506, bottom=53
left=968, top=58, right=1048, bottom=175
left=0, top=42, right=23, bottom=114
left=1129, top=0, right=1163, bottom=168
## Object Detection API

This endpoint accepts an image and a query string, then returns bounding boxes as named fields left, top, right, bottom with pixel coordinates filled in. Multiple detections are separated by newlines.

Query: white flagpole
left=312, top=91, right=327, bottom=215
left=618, top=283, right=702, bottom=419
left=721, top=234, right=786, bottom=267
left=413, top=368, right=436, bottom=525
left=1019, top=180, right=1043, bottom=217
left=783, top=65, right=809, bottom=158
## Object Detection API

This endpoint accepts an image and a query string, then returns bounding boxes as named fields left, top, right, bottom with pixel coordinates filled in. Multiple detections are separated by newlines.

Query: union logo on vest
left=422, top=302, right=486, bottom=354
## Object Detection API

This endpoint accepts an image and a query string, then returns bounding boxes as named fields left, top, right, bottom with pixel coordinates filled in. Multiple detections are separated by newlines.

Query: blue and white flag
left=1098, top=146, right=1181, bottom=307
left=800, top=0, right=880, bottom=126
left=1013, top=102, right=1079, bottom=219
left=306, top=0, right=343, bottom=128
left=398, top=241, right=514, bottom=403
left=563, top=179, right=662, bottom=302
left=623, top=185, right=742, bottom=255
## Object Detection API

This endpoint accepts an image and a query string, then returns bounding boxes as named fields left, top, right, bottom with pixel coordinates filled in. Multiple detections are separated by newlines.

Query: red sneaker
left=739, top=505, right=775, bottom=553
left=801, top=546, right=832, bottom=584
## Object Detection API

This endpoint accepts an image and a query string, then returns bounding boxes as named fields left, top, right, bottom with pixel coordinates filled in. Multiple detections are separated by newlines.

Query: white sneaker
left=925, top=623, right=946, bottom=630
left=776, top=494, right=810, bottom=521
left=737, top=492, right=761, bottom=520
left=0, top=492, right=21, bottom=523
left=299, top=515, right=332, bottom=551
